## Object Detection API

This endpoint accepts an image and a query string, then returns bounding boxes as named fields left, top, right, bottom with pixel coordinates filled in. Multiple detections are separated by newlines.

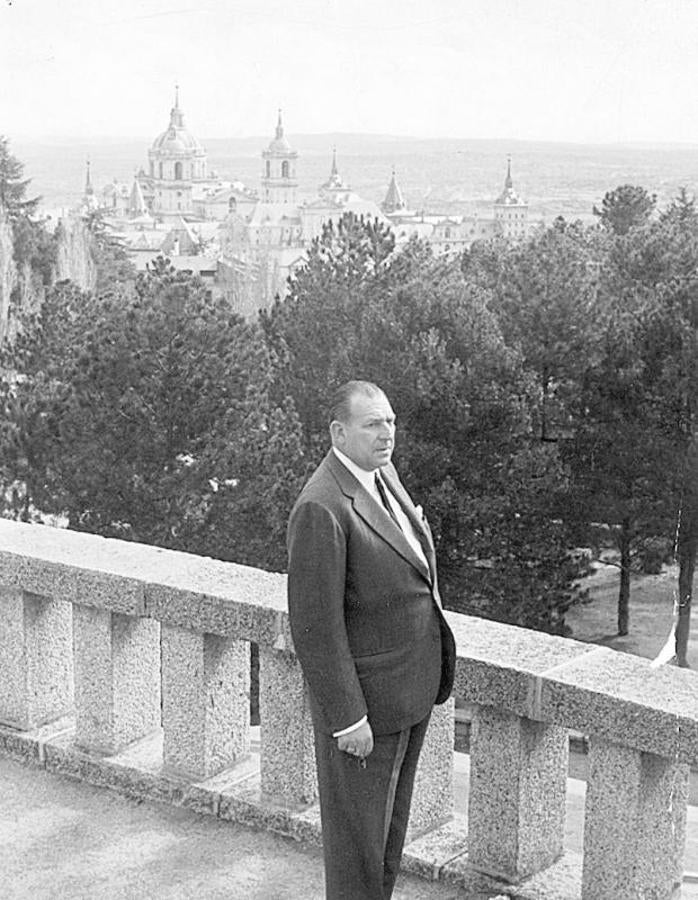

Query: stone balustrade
left=0, top=518, right=696, bottom=899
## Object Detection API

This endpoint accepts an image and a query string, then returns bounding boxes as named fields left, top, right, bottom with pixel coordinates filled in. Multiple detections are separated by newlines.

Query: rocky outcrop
left=55, top=216, right=96, bottom=292
left=0, top=205, right=18, bottom=345
left=0, top=210, right=97, bottom=345
left=0, top=206, right=46, bottom=346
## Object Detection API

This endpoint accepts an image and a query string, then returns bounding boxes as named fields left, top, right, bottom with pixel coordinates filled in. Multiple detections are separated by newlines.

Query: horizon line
left=10, top=132, right=698, bottom=152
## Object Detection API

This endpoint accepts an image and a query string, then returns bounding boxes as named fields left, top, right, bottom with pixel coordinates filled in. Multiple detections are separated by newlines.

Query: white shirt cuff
left=332, top=715, right=368, bottom=737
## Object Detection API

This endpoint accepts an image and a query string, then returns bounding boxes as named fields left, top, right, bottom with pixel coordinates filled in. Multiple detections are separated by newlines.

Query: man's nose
left=379, top=422, right=394, bottom=438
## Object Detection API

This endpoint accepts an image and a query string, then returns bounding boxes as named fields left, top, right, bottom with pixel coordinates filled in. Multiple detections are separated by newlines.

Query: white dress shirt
left=332, top=448, right=429, bottom=570
left=330, top=448, right=429, bottom=737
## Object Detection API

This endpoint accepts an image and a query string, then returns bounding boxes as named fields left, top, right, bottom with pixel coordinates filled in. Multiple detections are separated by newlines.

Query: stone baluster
left=258, top=646, right=317, bottom=807
left=582, top=738, right=689, bottom=899
left=407, top=698, right=455, bottom=839
left=467, top=705, right=568, bottom=882
left=160, top=625, right=250, bottom=779
left=73, top=605, right=160, bottom=755
left=0, top=588, right=74, bottom=730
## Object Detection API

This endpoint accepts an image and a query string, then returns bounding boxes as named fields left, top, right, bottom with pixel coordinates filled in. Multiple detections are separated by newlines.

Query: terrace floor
left=3, top=745, right=698, bottom=900
left=0, top=752, right=468, bottom=900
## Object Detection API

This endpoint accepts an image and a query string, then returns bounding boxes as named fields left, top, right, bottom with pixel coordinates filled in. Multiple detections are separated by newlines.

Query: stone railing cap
left=2, top=520, right=697, bottom=758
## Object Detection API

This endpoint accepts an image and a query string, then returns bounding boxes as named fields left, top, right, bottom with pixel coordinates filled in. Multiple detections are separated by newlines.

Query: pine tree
left=0, top=259, right=305, bottom=571
left=264, top=214, right=586, bottom=632
left=0, top=136, right=40, bottom=223
left=593, top=184, right=656, bottom=235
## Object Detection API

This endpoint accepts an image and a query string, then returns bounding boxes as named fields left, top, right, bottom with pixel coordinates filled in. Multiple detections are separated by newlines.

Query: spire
left=170, top=84, right=184, bottom=129
left=505, top=154, right=513, bottom=190
left=264, top=108, right=296, bottom=157
left=381, top=167, right=406, bottom=215
left=129, top=175, right=147, bottom=216
left=326, top=147, right=341, bottom=186
left=495, top=155, right=522, bottom=206
left=81, top=156, right=97, bottom=212
left=319, top=146, right=348, bottom=198
left=84, top=157, right=94, bottom=196
left=330, top=146, right=338, bottom=178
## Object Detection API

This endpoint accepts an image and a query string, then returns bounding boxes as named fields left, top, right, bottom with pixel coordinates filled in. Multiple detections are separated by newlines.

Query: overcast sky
left=3, top=0, right=698, bottom=144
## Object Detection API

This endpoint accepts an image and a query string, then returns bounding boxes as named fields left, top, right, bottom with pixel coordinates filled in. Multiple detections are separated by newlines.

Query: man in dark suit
left=287, top=380, right=456, bottom=899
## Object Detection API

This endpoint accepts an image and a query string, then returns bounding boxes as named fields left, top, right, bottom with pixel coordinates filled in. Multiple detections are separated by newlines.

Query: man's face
left=333, top=391, right=396, bottom=471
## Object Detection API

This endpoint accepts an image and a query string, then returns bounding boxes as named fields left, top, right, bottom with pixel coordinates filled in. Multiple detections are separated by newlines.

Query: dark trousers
left=313, top=713, right=431, bottom=900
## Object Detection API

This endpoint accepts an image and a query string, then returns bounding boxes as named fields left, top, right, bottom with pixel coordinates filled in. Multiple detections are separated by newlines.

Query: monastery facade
left=382, top=157, right=529, bottom=252
left=84, top=90, right=532, bottom=317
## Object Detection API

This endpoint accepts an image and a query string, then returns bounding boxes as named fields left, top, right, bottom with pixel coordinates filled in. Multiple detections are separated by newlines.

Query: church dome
left=264, top=110, right=297, bottom=157
left=152, top=129, right=201, bottom=153
left=268, top=133, right=292, bottom=153
left=151, top=88, right=204, bottom=156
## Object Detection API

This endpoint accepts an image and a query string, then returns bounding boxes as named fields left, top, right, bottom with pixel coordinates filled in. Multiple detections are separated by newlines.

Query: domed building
left=87, top=96, right=538, bottom=316
left=142, top=87, right=208, bottom=219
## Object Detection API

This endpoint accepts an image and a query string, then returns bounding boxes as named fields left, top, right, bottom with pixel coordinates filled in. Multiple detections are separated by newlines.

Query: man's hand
left=337, top=720, right=374, bottom=759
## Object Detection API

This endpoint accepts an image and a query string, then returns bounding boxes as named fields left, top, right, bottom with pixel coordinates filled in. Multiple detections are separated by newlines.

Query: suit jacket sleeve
left=287, top=499, right=368, bottom=734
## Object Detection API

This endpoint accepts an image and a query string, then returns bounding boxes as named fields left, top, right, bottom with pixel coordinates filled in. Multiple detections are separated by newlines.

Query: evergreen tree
left=593, top=184, right=656, bottom=235
left=0, top=136, right=56, bottom=302
left=568, top=301, right=679, bottom=634
left=81, top=207, right=135, bottom=292
left=466, top=217, right=604, bottom=443
left=264, top=214, right=586, bottom=632
left=0, top=136, right=40, bottom=223
left=1, top=258, right=305, bottom=571
left=262, top=213, right=396, bottom=450
left=568, top=198, right=698, bottom=642
left=642, top=196, right=698, bottom=664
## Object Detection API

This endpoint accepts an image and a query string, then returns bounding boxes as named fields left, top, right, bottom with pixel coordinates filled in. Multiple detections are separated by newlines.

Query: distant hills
left=12, top=134, right=698, bottom=224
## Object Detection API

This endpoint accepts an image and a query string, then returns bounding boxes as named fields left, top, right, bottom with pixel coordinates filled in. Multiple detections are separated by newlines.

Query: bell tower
left=261, top=110, right=298, bottom=204
left=493, top=156, right=528, bottom=239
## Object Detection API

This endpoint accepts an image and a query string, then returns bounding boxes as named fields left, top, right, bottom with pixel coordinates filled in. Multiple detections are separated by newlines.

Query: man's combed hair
left=329, top=380, right=385, bottom=424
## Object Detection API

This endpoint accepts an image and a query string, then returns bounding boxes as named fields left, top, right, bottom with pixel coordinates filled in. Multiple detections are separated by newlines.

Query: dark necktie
left=375, top=474, right=402, bottom=530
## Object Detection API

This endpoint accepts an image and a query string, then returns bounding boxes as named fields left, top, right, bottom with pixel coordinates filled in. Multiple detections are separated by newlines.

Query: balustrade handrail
left=0, top=517, right=696, bottom=764
left=1, top=517, right=696, bottom=897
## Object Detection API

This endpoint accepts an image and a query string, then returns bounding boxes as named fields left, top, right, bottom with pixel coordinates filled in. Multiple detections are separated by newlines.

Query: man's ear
left=330, top=420, right=344, bottom=447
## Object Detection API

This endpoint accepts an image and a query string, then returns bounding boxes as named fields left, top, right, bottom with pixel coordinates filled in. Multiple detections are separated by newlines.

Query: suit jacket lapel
left=326, top=453, right=431, bottom=582
left=381, top=467, right=439, bottom=589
